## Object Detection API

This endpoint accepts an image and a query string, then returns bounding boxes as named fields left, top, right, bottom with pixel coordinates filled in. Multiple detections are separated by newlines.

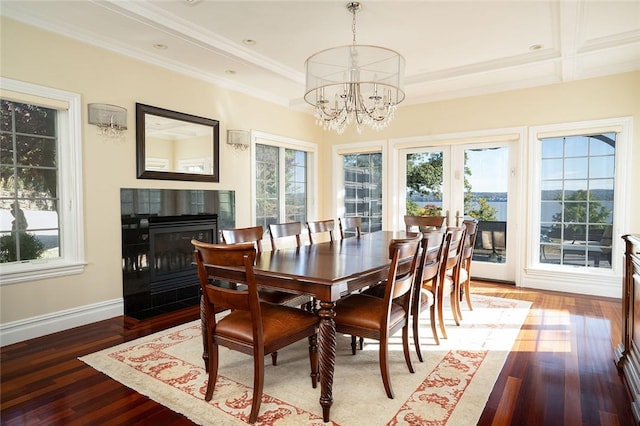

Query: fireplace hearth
left=121, top=189, right=234, bottom=319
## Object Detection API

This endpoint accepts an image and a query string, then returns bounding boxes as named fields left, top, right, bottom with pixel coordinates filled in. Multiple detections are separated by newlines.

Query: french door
left=399, top=141, right=518, bottom=283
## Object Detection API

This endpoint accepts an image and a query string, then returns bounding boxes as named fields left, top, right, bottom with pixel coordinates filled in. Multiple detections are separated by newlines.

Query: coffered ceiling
left=3, top=1, right=639, bottom=111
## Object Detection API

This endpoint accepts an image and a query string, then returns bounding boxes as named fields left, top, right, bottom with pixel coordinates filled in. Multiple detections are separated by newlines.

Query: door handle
left=455, top=210, right=462, bottom=227
left=445, top=210, right=450, bottom=227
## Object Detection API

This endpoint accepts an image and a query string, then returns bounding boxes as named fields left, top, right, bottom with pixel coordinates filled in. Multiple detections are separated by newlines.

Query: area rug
left=80, top=294, right=530, bottom=425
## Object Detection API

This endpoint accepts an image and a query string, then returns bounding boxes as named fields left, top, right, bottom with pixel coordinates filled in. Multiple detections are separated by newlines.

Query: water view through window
left=538, top=133, right=615, bottom=269
left=406, top=147, right=509, bottom=264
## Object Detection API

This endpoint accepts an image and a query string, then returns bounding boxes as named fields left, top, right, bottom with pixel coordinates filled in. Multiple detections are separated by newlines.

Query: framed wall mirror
left=136, top=103, right=219, bottom=182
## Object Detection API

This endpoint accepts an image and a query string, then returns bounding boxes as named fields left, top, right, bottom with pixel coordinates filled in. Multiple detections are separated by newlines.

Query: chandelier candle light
left=304, top=2, right=405, bottom=134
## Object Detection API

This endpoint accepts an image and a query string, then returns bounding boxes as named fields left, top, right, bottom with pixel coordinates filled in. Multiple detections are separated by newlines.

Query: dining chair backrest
left=221, top=225, right=265, bottom=253
left=444, top=226, right=467, bottom=278
left=404, top=215, right=447, bottom=232
left=339, top=216, right=362, bottom=239
left=385, top=233, right=423, bottom=302
left=461, top=219, right=478, bottom=261
left=306, top=219, right=335, bottom=244
left=192, top=241, right=259, bottom=315
left=268, top=222, right=303, bottom=250
left=415, top=229, right=446, bottom=289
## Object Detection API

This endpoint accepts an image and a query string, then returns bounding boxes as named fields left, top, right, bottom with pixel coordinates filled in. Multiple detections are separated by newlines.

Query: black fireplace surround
left=121, top=188, right=234, bottom=319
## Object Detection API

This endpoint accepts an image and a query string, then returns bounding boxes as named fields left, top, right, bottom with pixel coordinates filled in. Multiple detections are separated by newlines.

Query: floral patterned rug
left=80, top=295, right=530, bottom=425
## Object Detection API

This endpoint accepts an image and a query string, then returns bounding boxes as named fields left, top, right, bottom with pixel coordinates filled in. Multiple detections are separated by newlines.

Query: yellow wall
left=1, top=16, right=639, bottom=328
left=0, top=18, right=321, bottom=324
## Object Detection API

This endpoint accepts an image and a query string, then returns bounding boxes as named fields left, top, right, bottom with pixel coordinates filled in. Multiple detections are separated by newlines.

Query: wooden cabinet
left=615, top=234, right=640, bottom=423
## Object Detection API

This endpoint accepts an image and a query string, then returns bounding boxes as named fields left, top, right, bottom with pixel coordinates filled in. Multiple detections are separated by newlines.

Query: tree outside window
left=1, top=100, right=59, bottom=263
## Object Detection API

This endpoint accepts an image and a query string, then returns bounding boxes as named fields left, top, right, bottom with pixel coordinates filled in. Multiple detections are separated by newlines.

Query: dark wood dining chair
left=306, top=219, right=336, bottom=244
left=412, top=229, right=447, bottom=359
left=438, top=226, right=467, bottom=338
left=192, top=240, right=319, bottom=424
left=404, top=214, right=447, bottom=232
left=220, top=225, right=312, bottom=353
left=339, top=216, right=362, bottom=238
left=333, top=233, right=422, bottom=399
left=459, top=219, right=479, bottom=312
left=268, top=222, right=303, bottom=250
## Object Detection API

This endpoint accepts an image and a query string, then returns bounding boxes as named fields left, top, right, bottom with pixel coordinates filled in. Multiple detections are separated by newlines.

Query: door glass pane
left=405, top=151, right=444, bottom=217
left=539, top=133, right=615, bottom=269
left=464, top=147, right=509, bottom=264
left=344, top=152, right=382, bottom=233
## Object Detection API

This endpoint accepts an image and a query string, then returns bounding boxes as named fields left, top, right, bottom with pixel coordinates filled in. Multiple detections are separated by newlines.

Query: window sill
left=0, top=260, right=86, bottom=285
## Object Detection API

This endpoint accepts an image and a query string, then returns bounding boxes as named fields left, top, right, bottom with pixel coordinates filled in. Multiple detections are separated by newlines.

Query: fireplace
left=148, top=214, right=217, bottom=294
left=121, top=189, right=234, bottom=319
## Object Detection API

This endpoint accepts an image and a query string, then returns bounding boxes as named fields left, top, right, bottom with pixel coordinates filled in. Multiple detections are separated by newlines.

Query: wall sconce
left=88, top=103, right=127, bottom=138
left=227, top=129, right=250, bottom=151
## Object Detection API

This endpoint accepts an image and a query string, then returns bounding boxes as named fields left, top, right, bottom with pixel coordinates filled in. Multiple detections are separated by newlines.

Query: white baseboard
left=0, top=298, right=124, bottom=347
left=519, top=271, right=622, bottom=299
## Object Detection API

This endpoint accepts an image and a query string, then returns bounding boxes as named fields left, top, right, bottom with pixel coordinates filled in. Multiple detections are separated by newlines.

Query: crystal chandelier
left=304, top=2, right=405, bottom=134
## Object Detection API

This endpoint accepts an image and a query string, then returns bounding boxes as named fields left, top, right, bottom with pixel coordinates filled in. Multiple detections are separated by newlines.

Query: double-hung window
left=253, top=132, right=316, bottom=230
left=0, top=78, right=84, bottom=284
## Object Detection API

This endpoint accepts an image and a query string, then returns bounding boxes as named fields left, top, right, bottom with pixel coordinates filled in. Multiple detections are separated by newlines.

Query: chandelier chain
left=352, top=5, right=357, bottom=45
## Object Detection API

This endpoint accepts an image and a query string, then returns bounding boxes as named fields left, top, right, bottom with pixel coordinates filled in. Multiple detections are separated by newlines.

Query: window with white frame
left=0, top=78, right=84, bottom=284
left=529, top=118, right=630, bottom=275
left=254, top=133, right=316, bottom=231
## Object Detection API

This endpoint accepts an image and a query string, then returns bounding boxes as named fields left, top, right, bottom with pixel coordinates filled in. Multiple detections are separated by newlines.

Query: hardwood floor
left=1, top=281, right=635, bottom=425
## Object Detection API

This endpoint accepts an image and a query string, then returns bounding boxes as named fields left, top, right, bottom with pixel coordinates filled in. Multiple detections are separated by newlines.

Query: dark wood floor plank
left=1, top=281, right=634, bottom=425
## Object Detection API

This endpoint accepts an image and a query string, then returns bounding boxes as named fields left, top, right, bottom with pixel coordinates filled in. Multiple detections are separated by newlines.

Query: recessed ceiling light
left=153, top=43, right=168, bottom=50
left=242, top=39, right=256, bottom=46
left=529, top=44, right=543, bottom=51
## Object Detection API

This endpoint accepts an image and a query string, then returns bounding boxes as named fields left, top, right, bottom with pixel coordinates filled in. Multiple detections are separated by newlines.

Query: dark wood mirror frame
left=136, top=103, right=220, bottom=182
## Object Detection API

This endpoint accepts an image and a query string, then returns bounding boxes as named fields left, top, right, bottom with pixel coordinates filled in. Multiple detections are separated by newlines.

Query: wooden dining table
left=201, top=230, right=417, bottom=422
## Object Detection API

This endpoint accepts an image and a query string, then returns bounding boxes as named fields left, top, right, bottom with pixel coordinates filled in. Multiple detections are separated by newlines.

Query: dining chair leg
left=438, top=294, right=448, bottom=339
left=308, top=334, right=319, bottom=388
left=429, top=303, right=440, bottom=346
left=450, top=286, right=461, bottom=325
left=249, top=350, right=265, bottom=424
left=456, top=283, right=463, bottom=321
left=204, top=343, right=219, bottom=401
left=464, top=276, right=473, bottom=311
left=379, top=336, right=394, bottom=399
left=402, top=324, right=415, bottom=374
left=350, top=335, right=358, bottom=355
left=412, top=306, right=424, bottom=363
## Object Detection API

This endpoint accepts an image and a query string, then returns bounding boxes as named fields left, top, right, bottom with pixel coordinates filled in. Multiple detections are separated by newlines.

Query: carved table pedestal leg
left=317, top=300, right=336, bottom=422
